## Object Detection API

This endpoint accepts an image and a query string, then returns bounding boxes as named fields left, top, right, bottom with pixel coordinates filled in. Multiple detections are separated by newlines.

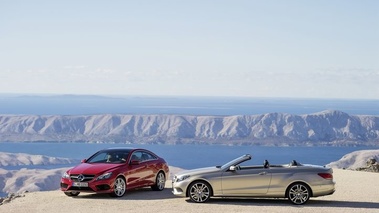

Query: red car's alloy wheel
left=151, top=172, right=165, bottom=191
left=111, top=177, right=126, bottom=197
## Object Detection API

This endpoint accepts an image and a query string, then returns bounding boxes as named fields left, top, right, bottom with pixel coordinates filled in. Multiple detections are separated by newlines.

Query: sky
left=0, top=0, right=378, bottom=99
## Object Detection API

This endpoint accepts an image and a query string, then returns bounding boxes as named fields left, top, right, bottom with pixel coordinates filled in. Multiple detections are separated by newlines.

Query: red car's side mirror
left=81, top=159, right=87, bottom=163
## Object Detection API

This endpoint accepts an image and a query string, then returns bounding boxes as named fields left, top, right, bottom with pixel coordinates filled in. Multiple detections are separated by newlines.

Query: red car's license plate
left=72, top=182, right=88, bottom=187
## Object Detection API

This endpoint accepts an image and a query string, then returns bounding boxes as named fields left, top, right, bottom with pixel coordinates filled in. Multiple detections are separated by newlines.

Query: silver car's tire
left=188, top=181, right=212, bottom=203
left=110, top=177, right=126, bottom=197
left=287, top=183, right=310, bottom=205
left=151, top=172, right=166, bottom=191
left=64, top=191, right=80, bottom=197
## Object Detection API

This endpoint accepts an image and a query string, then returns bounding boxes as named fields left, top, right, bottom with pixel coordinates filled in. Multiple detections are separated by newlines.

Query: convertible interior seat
left=263, top=160, right=270, bottom=168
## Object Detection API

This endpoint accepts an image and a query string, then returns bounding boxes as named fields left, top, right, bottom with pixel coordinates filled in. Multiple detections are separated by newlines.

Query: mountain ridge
left=0, top=110, right=378, bottom=146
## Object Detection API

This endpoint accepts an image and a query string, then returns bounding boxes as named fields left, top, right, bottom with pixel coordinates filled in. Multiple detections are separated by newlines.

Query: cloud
left=64, top=65, right=86, bottom=69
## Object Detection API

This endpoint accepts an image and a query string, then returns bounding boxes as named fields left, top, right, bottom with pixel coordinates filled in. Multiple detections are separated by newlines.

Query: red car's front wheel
left=110, top=177, right=126, bottom=197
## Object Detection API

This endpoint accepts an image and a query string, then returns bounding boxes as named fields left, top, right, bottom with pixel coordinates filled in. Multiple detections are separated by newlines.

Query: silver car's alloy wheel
left=112, top=177, right=126, bottom=197
left=189, top=181, right=211, bottom=203
left=288, top=183, right=310, bottom=205
left=152, top=172, right=166, bottom=191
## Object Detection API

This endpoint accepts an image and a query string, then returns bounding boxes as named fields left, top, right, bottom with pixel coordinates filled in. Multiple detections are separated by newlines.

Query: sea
left=0, top=142, right=377, bottom=170
left=1, top=95, right=379, bottom=196
left=0, top=94, right=379, bottom=116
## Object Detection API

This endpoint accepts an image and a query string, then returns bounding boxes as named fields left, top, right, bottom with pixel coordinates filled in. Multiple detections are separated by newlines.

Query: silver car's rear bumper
left=312, top=181, right=336, bottom=197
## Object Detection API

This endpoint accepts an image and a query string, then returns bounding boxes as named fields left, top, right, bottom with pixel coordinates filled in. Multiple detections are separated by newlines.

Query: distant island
left=0, top=153, right=78, bottom=197
left=0, top=110, right=378, bottom=146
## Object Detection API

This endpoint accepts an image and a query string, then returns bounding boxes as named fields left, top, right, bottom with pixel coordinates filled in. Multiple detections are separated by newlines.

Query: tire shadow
left=70, top=187, right=178, bottom=200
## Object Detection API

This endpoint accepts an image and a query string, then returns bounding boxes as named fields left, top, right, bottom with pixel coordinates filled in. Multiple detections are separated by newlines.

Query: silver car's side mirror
left=229, top=165, right=236, bottom=171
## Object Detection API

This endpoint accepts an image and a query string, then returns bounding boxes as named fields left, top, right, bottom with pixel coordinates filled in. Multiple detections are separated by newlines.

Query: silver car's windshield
left=221, top=154, right=251, bottom=170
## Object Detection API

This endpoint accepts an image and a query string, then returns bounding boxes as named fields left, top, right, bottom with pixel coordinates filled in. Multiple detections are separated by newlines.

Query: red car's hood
left=69, top=163, right=122, bottom=175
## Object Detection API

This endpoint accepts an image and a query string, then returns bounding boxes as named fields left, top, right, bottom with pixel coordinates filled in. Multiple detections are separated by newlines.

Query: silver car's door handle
left=258, top=172, right=267, bottom=175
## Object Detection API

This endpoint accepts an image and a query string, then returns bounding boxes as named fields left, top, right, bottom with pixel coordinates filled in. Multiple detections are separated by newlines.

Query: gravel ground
left=1, top=169, right=379, bottom=213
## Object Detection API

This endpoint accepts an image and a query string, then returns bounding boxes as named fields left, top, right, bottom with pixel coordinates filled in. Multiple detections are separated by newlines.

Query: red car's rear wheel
left=151, top=172, right=165, bottom=191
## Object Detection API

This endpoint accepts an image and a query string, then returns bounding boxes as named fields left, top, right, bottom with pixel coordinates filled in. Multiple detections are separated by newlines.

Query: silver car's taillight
left=318, top=173, right=333, bottom=179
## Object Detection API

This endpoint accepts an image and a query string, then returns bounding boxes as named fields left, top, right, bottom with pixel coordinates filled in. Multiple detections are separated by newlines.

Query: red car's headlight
left=62, top=172, right=70, bottom=179
left=96, top=172, right=113, bottom=180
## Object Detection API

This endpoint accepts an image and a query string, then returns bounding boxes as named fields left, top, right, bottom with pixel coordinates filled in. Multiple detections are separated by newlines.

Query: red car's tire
left=151, top=172, right=165, bottom=191
left=110, top=177, right=126, bottom=197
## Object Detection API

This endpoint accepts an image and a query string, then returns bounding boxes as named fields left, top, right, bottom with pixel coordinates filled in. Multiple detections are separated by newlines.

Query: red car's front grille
left=70, top=174, right=95, bottom=182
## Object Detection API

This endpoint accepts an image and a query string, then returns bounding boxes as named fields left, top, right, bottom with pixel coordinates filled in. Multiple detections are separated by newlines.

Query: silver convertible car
left=172, top=154, right=335, bottom=205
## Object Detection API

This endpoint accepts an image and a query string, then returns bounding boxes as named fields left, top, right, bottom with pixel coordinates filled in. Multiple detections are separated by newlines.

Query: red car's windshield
left=86, top=150, right=131, bottom=163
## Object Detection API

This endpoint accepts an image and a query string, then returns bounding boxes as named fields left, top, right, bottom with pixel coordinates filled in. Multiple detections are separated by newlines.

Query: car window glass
left=141, top=152, right=157, bottom=161
left=87, top=152, right=108, bottom=163
left=87, top=150, right=130, bottom=163
left=130, top=151, right=142, bottom=162
left=111, top=151, right=130, bottom=163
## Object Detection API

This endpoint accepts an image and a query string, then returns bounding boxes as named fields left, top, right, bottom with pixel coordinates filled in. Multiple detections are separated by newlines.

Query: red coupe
left=60, top=147, right=169, bottom=197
